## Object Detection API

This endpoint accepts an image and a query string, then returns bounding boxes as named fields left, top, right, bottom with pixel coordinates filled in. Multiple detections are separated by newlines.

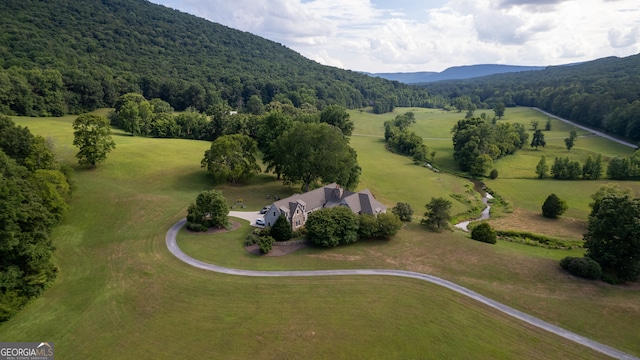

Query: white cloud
left=151, top=0, right=640, bottom=72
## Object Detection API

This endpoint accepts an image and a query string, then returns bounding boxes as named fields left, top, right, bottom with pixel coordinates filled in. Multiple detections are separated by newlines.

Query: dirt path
left=166, top=218, right=638, bottom=360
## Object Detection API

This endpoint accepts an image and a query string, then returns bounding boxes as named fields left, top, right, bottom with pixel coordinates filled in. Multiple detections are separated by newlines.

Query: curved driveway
left=167, top=218, right=638, bottom=360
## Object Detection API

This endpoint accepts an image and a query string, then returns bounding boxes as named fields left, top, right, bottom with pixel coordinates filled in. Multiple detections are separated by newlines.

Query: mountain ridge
left=367, top=64, right=546, bottom=84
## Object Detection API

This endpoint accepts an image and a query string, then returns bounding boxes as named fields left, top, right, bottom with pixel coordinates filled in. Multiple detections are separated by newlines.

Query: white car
left=255, top=218, right=266, bottom=226
left=260, top=206, right=270, bottom=214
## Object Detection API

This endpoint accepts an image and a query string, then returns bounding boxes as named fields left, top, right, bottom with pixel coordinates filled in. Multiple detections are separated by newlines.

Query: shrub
left=541, top=193, right=568, bottom=218
left=391, top=202, right=414, bottom=222
left=270, top=214, right=292, bottom=241
left=358, top=214, right=378, bottom=239
left=258, top=236, right=274, bottom=254
left=186, top=223, right=207, bottom=232
left=498, top=230, right=582, bottom=249
left=244, top=235, right=257, bottom=247
left=560, top=256, right=602, bottom=280
left=376, top=213, right=402, bottom=239
left=489, top=168, right=498, bottom=179
left=306, top=207, right=359, bottom=247
left=470, top=222, right=496, bottom=244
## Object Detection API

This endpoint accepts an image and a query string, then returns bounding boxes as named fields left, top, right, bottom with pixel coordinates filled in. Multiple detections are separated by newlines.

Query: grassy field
left=353, top=106, right=639, bottom=235
left=0, top=110, right=638, bottom=359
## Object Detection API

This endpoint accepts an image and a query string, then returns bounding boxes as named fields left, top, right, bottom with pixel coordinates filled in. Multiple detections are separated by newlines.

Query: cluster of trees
left=423, top=54, right=640, bottom=142
left=257, top=107, right=360, bottom=191
left=186, top=190, right=230, bottom=232
left=0, top=0, right=432, bottom=116
left=0, top=116, right=72, bottom=321
left=305, top=207, right=402, bottom=247
left=607, top=150, right=640, bottom=180
left=535, top=155, right=605, bottom=180
left=109, top=93, right=238, bottom=140
left=384, top=112, right=433, bottom=163
left=452, top=118, right=528, bottom=176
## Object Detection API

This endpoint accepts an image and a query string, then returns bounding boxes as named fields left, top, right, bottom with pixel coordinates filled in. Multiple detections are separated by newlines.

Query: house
left=262, top=183, right=386, bottom=230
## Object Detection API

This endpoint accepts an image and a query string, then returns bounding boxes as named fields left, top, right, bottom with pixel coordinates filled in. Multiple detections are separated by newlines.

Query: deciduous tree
left=272, top=122, right=360, bottom=191
left=320, top=104, right=353, bottom=136
left=535, top=156, right=548, bottom=179
left=72, top=114, right=116, bottom=168
left=421, top=197, right=452, bottom=231
left=585, top=194, right=640, bottom=282
left=186, top=190, right=229, bottom=231
left=201, top=134, right=260, bottom=183
left=392, top=202, right=414, bottom=222
left=530, top=129, right=546, bottom=149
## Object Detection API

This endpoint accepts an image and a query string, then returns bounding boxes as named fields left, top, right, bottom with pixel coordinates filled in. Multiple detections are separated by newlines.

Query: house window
left=273, top=212, right=276, bottom=216
left=295, top=219, right=301, bottom=226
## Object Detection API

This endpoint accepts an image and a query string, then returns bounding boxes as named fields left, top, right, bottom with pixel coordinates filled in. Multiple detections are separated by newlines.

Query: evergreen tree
left=535, top=156, right=548, bottom=179
left=542, top=193, right=568, bottom=218
left=270, top=214, right=292, bottom=241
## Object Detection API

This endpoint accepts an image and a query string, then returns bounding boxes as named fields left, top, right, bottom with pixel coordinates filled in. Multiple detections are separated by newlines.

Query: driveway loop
left=167, top=218, right=638, bottom=360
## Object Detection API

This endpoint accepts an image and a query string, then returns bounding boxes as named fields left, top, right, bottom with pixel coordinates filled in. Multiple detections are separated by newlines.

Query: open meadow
left=0, top=110, right=638, bottom=359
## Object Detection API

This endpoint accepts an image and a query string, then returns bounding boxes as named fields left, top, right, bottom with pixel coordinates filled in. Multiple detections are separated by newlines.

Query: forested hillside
left=422, top=54, right=640, bottom=142
left=0, top=0, right=429, bottom=116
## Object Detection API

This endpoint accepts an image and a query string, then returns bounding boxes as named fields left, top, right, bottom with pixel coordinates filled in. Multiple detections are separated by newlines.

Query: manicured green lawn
left=0, top=111, right=637, bottom=359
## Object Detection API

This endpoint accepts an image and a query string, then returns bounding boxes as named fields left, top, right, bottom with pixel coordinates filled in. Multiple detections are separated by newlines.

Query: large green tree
left=585, top=194, right=640, bottom=282
left=272, top=122, right=360, bottom=191
left=72, top=114, right=116, bottom=168
left=201, top=134, right=260, bottom=183
left=186, top=190, right=230, bottom=231
left=319, top=105, right=353, bottom=136
left=421, top=197, right=452, bottom=231
left=270, top=214, right=292, bottom=241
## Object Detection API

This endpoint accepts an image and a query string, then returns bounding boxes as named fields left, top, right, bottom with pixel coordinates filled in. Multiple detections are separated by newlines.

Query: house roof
left=272, top=183, right=385, bottom=216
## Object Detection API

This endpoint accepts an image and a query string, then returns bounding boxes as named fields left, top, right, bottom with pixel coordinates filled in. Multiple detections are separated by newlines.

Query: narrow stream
left=454, top=187, right=494, bottom=232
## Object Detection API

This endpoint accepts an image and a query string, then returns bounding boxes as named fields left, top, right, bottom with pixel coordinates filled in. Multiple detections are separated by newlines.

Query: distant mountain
left=422, top=54, right=640, bottom=142
left=368, top=64, right=545, bottom=84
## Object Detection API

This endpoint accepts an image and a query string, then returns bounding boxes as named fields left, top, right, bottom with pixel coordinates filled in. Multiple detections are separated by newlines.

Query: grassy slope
left=0, top=111, right=636, bottom=359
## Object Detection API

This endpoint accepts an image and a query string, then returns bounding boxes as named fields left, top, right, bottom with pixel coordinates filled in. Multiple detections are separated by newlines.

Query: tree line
left=0, top=116, right=72, bottom=322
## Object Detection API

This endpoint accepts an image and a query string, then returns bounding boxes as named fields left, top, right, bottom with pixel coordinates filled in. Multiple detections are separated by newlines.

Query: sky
left=149, top=0, right=640, bottom=73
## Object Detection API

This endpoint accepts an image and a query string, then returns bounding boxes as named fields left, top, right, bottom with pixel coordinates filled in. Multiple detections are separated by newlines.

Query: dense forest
left=0, top=0, right=431, bottom=116
left=0, top=116, right=72, bottom=321
left=423, top=54, right=640, bottom=142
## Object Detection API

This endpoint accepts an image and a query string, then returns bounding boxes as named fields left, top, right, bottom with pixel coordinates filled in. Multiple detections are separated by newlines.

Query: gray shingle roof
left=272, top=183, right=386, bottom=216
